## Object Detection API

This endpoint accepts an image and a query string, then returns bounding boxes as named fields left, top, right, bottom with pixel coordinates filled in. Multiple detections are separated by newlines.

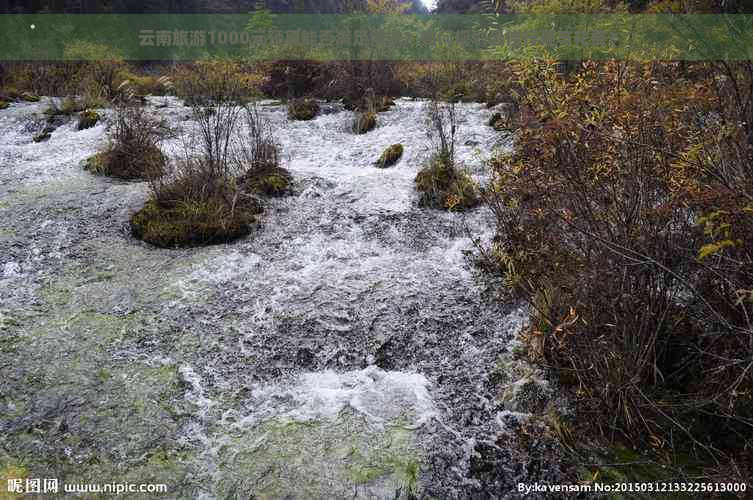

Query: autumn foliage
left=485, top=60, right=753, bottom=481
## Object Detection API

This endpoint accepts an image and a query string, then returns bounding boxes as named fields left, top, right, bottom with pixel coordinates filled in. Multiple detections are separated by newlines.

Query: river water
left=0, top=98, right=565, bottom=498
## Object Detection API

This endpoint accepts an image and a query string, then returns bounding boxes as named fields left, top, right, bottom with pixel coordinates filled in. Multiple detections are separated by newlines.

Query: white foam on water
left=241, top=366, right=437, bottom=428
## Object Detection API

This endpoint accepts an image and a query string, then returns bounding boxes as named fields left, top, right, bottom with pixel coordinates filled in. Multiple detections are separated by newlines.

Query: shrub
left=484, top=60, right=753, bottom=481
left=234, top=104, right=291, bottom=196
left=133, top=74, right=280, bottom=248
left=261, top=59, right=324, bottom=98
left=287, top=97, right=319, bottom=121
left=77, top=110, right=100, bottom=130
left=415, top=100, right=479, bottom=210
left=89, top=104, right=168, bottom=180
left=376, top=144, right=403, bottom=168
left=173, top=61, right=260, bottom=106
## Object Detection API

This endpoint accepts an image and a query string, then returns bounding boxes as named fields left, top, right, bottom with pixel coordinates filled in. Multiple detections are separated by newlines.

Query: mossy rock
left=488, top=112, right=508, bottom=131
left=33, top=125, right=55, bottom=143
left=77, top=110, right=100, bottom=130
left=85, top=145, right=166, bottom=180
left=287, top=98, right=319, bottom=121
left=21, top=92, right=40, bottom=102
left=130, top=195, right=262, bottom=248
left=415, top=156, right=479, bottom=211
left=240, top=165, right=293, bottom=197
left=0, top=101, right=9, bottom=110
left=376, top=144, right=403, bottom=168
left=33, top=132, right=51, bottom=143
left=353, top=111, right=377, bottom=134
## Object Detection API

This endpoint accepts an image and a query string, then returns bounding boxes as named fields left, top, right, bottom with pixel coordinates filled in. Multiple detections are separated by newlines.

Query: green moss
left=240, top=165, right=292, bottom=197
left=131, top=196, right=261, bottom=248
left=377, top=144, right=404, bottom=168
left=287, top=98, right=319, bottom=121
left=20, top=92, right=40, bottom=102
left=0, top=101, right=9, bottom=110
left=77, top=110, right=100, bottom=130
left=415, top=156, right=479, bottom=211
left=251, top=174, right=289, bottom=196
left=353, top=111, right=377, bottom=134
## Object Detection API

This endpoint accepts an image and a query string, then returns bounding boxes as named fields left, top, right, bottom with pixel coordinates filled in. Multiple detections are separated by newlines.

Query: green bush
left=376, top=144, right=403, bottom=168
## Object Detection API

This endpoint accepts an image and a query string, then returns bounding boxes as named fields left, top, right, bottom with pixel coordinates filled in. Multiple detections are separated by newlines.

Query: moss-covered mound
left=84, top=144, right=166, bottom=180
left=376, top=144, right=403, bottom=168
left=130, top=195, right=262, bottom=248
left=353, top=112, right=377, bottom=134
left=77, top=110, right=100, bottom=130
left=415, top=156, right=479, bottom=211
left=287, top=98, right=319, bottom=121
left=0, top=101, right=9, bottom=110
left=239, top=165, right=293, bottom=197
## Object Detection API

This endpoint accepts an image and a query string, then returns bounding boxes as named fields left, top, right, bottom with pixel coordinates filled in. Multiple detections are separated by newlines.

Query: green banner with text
left=0, top=14, right=750, bottom=60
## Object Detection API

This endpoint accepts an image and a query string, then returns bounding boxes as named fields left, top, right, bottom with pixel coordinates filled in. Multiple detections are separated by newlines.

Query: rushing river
left=0, top=97, right=565, bottom=498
